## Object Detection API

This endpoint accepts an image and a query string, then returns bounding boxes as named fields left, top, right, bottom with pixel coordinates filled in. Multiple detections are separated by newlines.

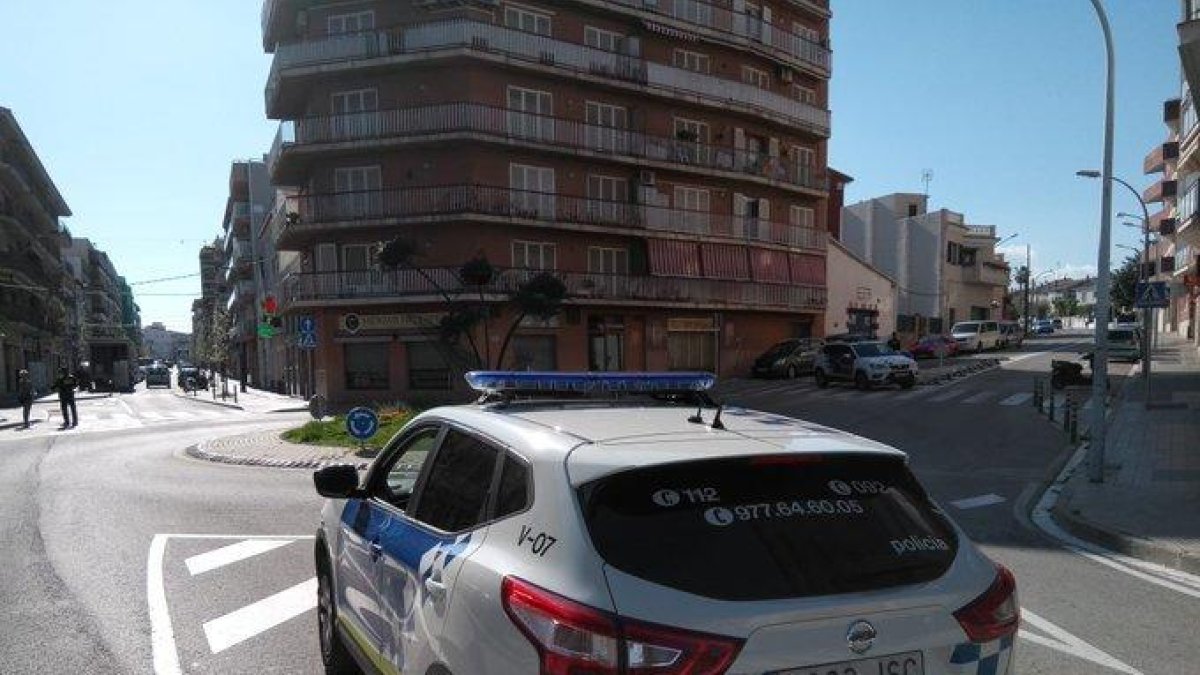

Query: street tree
left=1110, top=255, right=1139, bottom=314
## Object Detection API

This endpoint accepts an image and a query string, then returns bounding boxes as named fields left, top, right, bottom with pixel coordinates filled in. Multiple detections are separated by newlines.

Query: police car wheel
left=317, top=562, right=358, bottom=674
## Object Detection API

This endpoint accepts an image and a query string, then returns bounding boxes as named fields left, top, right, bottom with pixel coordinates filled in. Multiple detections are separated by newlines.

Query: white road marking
left=165, top=411, right=198, bottom=420
left=203, top=577, right=318, bottom=654
left=185, top=539, right=295, bottom=576
left=962, top=391, right=995, bottom=404
left=999, top=392, right=1033, bottom=406
left=139, top=411, right=165, bottom=420
left=929, top=388, right=967, bottom=403
left=950, top=493, right=1006, bottom=510
left=1019, top=609, right=1143, bottom=674
left=148, top=534, right=316, bottom=675
left=147, top=535, right=182, bottom=675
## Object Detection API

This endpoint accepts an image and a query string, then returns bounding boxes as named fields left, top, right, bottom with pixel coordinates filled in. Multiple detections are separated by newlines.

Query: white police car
left=312, top=372, right=1017, bottom=675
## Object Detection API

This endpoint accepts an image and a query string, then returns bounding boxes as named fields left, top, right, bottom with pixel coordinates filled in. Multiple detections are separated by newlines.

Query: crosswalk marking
left=140, top=411, right=165, bottom=420
left=202, top=577, right=317, bottom=654
left=185, top=539, right=295, bottom=576
left=1000, top=392, right=1033, bottom=406
left=929, top=389, right=967, bottom=403
left=962, top=391, right=995, bottom=404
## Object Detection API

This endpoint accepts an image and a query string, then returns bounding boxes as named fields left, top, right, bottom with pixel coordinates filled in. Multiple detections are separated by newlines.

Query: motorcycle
left=1050, top=352, right=1101, bottom=389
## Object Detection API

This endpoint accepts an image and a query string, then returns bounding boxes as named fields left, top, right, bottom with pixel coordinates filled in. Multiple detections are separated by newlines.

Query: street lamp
left=1076, top=169, right=1155, bottom=409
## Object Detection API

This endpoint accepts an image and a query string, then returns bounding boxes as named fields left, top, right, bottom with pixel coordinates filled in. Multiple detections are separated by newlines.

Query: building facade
left=260, top=0, right=834, bottom=403
left=840, top=193, right=1009, bottom=336
left=219, top=160, right=274, bottom=387
left=142, top=322, right=191, bottom=362
left=0, top=107, right=72, bottom=397
left=824, top=238, right=896, bottom=339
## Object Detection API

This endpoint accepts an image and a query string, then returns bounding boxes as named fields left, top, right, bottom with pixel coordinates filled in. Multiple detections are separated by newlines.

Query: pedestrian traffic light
left=270, top=316, right=283, bottom=329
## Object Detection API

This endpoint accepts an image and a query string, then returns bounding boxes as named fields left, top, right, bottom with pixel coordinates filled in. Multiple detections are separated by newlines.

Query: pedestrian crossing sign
left=1134, top=281, right=1169, bottom=308
left=297, top=332, right=317, bottom=349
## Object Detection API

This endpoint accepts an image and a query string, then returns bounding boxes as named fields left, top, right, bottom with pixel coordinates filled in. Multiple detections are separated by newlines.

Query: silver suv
left=814, top=341, right=919, bottom=390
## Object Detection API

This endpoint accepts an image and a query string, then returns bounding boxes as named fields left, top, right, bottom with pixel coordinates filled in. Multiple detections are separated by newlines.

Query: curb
left=187, top=439, right=371, bottom=471
left=1051, top=496, right=1200, bottom=575
left=171, top=390, right=244, bottom=410
left=917, top=358, right=1001, bottom=386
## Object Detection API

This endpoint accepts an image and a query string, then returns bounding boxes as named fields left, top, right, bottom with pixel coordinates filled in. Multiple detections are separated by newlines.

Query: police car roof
left=416, top=404, right=905, bottom=482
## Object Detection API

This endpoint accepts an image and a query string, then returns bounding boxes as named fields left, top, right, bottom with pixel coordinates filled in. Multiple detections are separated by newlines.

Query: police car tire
left=317, top=564, right=358, bottom=675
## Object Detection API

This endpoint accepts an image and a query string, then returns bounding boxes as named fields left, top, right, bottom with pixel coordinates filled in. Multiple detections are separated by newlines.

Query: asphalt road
left=1, top=338, right=1196, bottom=674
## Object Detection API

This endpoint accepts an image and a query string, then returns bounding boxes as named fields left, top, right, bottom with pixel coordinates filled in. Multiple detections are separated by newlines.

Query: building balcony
left=267, top=184, right=827, bottom=253
left=1157, top=215, right=1177, bottom=237
left=1142, top=178, right=1178, bottom=204
left=265, top=20, right=830, bottom=136
left=1144, top=141, right=1180, bottom=175
left=279, top=267, right=826, bottom=314
left=962, top=262, right=1010, bottom=287
left=267, top=103, right=827, bottom=194
left=1180, top=15, right=1200, bottom=109
left=224, top=201, right=252, bottom=235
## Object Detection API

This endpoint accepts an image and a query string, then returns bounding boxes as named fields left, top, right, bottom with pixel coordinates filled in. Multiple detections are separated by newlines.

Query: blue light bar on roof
left=465, top=371, right=716, bottom=394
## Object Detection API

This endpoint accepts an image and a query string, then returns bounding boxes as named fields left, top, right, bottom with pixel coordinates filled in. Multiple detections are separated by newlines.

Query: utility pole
left=1024, top=244, right=1032, bottom=334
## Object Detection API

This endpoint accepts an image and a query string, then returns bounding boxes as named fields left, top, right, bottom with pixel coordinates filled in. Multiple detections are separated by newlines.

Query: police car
left=312, top=372, right=1018, bottom=675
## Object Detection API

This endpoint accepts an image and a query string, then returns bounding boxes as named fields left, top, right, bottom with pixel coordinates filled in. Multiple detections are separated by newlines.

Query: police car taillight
left=953, top=564, right=1019, bottom=642
left=502, top=576, right=743, bottom=674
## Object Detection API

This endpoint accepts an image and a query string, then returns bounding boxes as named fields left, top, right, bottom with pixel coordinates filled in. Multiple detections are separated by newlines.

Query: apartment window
left=341, top=244, right=371, bottom=271
left=585, top=101, right=628, bottom=152
left=745, top=2, right=765, bottom=40
left=673, top=49, right=710, bottom=74
left=587, top=174, right=628, bottom=223
left=673, top=0, right=714, bottom=25
left=330, top=89, right=379, bottom=140
left=947, top=241, right=961, bottom=264
left=505, top=5, right=551, bottom=36
left=742, top=66, right=771, bottom=90
left=789, top=205, right=815, bottom=228
left=907, top=203, right=920, bottom=217
left=506, top=86, right=554, bottom=141
left=407, top=342, right=449, bottom=390
left=512, top=240, right=557, bottom=270
left=790, top=84, right=816, bottom=105
left=588, top=247, right=629, bottom=274
left=585, top=26, right=623, bottom=52
left=510, top=163, right=555, bottom=217
left=331, top=89, right=377, bottom=114
left=344, top=343, right=388, bottom=390
left=673, top=118, right=710, bottom=163
left=511, top=335, right=557, bottom=371
left=333, top=166, right=382, bottom=218
left=792, top=145, right=815, bottom=183
left=674, top=185, right=711, bottom=232
left=793, top=22, right=821, bottom=45
left=327, top=11, right=374, bottom=35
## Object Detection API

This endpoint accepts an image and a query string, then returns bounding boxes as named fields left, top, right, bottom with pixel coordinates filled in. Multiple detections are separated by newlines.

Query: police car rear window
left=578, top=454, right=957, bottom=601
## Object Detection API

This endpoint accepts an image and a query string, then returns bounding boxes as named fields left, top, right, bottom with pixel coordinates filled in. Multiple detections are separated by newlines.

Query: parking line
left=185, top=539, right=295, bottom=576
left=999, top=392, right=1033, bottom=406
left=203, top=578, right=318, bottom=654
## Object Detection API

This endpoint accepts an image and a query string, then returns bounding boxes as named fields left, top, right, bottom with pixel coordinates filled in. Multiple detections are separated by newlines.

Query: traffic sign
left=1134, top=281, right=1169, bottom=309
left=297, top=332, right=317, bottom=349
left=298, top=315, right=316, bottom=334
left=345, top=407, right=379, bottom=441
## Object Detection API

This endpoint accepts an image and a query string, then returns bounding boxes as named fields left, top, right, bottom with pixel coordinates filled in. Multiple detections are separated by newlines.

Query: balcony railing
left=224, top=201, right=251, bottom=231
left=267, top=103, right=826, bottom=192
left=270, top=184, right=827, bottom=252
left=965, top=224, right=996, bottom=238
left=962, top=263, right=1010, bottom=287
left=280, top=267, right=826, bottom=312
left=582, top=0, right=829, bottom=72
left=266, top=20, right=830, bottom=134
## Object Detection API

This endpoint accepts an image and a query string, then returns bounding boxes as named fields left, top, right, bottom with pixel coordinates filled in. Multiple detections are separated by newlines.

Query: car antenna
left=709, top=404, right=725, bottom=430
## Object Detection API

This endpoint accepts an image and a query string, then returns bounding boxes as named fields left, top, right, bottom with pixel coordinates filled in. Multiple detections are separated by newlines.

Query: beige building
left=824, top=239, right=897, bottom=339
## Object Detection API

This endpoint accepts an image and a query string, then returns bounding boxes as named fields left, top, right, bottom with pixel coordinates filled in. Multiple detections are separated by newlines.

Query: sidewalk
left=171, top=375, right=309, bottom=414
left=187, top=428, right=374, bottom=470
left=0, top=391, right=114, bottom=429
left=1052, top=333, right=1200, bottom=574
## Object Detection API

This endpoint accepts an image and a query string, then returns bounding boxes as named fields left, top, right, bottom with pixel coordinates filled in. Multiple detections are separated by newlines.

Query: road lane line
left=950, top=493, right=1006, bottom=510
left=147, top=535, right=183, bottom=675
left=203, top=577, right=318, bottom=654
left=999, top=392, right=1033, bottom=406
left=185, top=539, right=295, bottom=576
left=1019, top=609, right=1143, bottom=674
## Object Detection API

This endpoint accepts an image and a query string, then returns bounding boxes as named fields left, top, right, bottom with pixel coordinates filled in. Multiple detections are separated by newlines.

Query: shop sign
left=667, top=317, right=716, bottom=332
left=340, top=312, right=446, bottom=333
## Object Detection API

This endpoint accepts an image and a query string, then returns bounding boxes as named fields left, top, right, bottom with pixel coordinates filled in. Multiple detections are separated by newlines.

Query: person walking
left=887, top=332, right=902, bottom=352
left=52, top=367, right=78, bottom=428
left=16, top=369, right=34, bottom=429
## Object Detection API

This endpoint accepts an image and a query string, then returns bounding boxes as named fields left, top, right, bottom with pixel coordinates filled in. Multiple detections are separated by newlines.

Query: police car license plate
left=771, top=651, right=923, bottom=675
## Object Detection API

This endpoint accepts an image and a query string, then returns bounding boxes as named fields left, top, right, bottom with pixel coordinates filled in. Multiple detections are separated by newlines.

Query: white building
left=142, top=322, right=190, bottom=362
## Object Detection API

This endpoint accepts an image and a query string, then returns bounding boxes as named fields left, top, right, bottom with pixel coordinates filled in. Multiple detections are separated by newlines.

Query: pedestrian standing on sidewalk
left=16, top=369, right=34, bottom=429
left=52, top=367, right=78, bottom=428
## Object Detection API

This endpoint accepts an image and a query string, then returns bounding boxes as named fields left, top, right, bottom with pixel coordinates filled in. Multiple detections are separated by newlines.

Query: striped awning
left=700, top=243, right=750, bottom=280
left=752, top=249, right=791, bottom=283
left=649, top=239, right=701, bottom=277
left=789, top=253, right=825, bottom=285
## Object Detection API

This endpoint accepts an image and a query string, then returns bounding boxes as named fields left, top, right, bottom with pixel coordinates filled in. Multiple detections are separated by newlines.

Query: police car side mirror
left=313, top=465, right=362, bottom=499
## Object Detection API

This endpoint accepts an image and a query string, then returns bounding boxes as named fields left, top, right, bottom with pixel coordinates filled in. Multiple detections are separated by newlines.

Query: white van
left=951, top=320, right=1001, bottom=352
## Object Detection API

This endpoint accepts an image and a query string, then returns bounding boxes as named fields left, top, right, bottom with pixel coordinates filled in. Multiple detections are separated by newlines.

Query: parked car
left=907, top=334, right=960, bottom=359
left=813, top=341, right=918, bottom=389
left=312, top=371, right=1019, bottom=675
left=999, top=321, right=1024, bottom=349
left=751, top=338, right=822, bottom=379
left=1051, top=318, right=1064, bottom=330
left=823, top=332, right=874, bottom=344
left=1104, top=327, right=1141, bottom=362
left=1032, top=319, right=1055, bottom=334
left=178, top=366, right=208, bottom=390
left=950, top=321, right=1001, bottom=353
left=145, top=366, right=171, bottom=388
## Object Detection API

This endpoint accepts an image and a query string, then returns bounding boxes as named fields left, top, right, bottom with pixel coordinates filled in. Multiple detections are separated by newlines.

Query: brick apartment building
left=260, top=0, right=833, bottom=403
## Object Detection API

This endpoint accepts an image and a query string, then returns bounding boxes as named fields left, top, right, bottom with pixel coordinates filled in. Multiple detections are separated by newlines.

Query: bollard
left=1033, top=379, right=1041, bottom=409
left=1048, top=388, right=1056, bottom=422
left=1063, top=392, right=1073, bottom=432
left=1069, top=399, right=1080, bottom=444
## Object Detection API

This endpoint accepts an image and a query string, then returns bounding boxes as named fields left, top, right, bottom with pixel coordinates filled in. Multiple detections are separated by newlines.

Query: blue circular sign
left=345, top=407, right=379, bottom=440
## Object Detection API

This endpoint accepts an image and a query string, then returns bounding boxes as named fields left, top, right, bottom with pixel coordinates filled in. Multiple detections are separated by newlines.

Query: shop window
left=345, top=342, right=389, bottom=390
left=407, top=341, right=449, bottom=390
left=510, top=335, right=557, bottom=371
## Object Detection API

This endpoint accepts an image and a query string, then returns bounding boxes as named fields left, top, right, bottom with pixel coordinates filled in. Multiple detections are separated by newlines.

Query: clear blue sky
left=0, top=1, right=1180, bottom=332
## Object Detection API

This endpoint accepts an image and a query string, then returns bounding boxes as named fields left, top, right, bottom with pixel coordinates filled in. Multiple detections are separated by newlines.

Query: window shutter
left=768, top=137, right=780, bottom=157
left=733, top=127, right=745, bottom=152
left=757, top=198, right=771, bottom=221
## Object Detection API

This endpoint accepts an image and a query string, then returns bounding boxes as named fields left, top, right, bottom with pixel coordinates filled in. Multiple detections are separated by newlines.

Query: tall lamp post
left=995, top=233, right=1018, bottom=321
left=1077, top=172, right=1155, bottom=410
